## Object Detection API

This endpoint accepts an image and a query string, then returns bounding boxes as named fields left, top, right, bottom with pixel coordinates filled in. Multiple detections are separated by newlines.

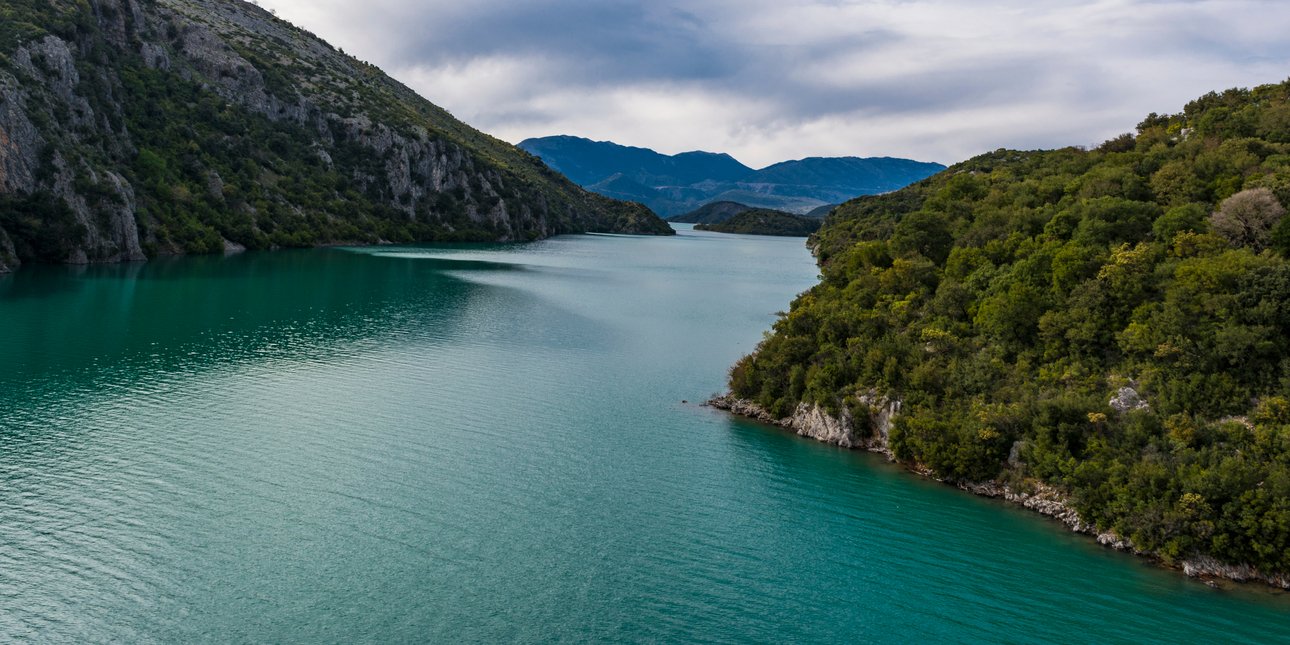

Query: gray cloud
left=257, top=0, right=1290, bottom=167
left=388, top=1, right=737, bottom=82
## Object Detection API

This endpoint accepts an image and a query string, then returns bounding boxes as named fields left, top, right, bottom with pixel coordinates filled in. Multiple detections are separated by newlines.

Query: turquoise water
left=0, top=225, right=1286, bottom=642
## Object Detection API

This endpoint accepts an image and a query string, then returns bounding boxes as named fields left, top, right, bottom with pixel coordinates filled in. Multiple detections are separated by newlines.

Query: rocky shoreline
left=705, top=394, right=1290, bottom=591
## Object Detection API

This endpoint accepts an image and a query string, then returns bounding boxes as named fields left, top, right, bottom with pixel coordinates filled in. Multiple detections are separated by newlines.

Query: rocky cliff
left=0, top=0, right=670, bottom=272
left=706, top=393, right=898, bottom=454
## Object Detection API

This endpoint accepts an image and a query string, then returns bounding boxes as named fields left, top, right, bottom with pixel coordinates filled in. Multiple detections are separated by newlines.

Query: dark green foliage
left=0, top=192, right=85, bottom=261
left=0, top=0, right=83, bottom=52
left=0, top=0, right=669, bottom=267
left=115, top=64, right=399, bottom=254
left=732, top=80, right=1290, bottom=574
left=695, top=209, right=822, bottom=236
left=668, top=200, right=750, bottom=224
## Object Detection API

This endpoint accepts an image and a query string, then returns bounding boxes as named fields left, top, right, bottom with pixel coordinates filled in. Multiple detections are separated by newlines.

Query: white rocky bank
left=705, top=394, right=1290, bottom=590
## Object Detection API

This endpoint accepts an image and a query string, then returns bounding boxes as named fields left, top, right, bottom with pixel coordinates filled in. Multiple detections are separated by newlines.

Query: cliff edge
left=0, top=0, right=671, bottom=272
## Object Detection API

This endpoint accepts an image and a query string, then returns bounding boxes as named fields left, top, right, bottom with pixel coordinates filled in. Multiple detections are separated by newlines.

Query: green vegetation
left=0, top=0, right=83, bottom=53
left=731, top=81, right=1290, bottom=574
left=119, top=64, right=408, bottom=253
left=0, top=0, right=667, bottom=266
left=668, top=200, right=750, bottom=224
left=695, top=209, right=822, bottom=236
left=0, top=192, right=85, bottom=260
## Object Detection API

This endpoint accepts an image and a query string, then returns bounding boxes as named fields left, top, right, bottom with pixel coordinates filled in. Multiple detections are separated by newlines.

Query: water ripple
left=1, top=237, right=1287, bottom=642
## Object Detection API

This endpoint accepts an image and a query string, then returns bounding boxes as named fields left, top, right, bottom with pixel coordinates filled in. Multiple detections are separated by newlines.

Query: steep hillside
left=667, top=200, right=750, bottom=224
left=694, top=209, right=821, bottom=237
left=806, top=204, right=838, bottom=218
left=726, top=80, right=1290, bottom=584
left=0, top=0, right=670, bottom=273
left=519, top=135, right=945, bottom=217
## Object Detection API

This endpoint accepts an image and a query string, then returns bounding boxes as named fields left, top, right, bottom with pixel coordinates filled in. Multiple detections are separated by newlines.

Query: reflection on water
left=0, top=229, right=1286, bottom=642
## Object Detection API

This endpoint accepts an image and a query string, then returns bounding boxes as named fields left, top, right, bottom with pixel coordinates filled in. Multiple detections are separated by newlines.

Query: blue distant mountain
left=518, top=135, right=946, bottom=216
left=518, top=135, right=753, bottom=188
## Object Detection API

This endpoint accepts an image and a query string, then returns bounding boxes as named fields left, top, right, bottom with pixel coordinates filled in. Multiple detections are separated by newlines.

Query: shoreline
left=705, top=394, right=1290, bottom=592
left=0, top=229, right=677, bottom=275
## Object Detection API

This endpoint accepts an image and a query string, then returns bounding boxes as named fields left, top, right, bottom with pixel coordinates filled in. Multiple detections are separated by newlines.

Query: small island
left=694, top=209, right=823, bottom=237
left=668, top=201, right=754, bottom=224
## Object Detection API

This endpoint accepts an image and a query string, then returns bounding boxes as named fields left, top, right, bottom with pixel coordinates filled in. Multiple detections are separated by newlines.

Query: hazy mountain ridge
left=0, top=0, right=669, bottom=273
left=518, top=135, right=946, bottom=216
left=517, top=135, right=753, bottom=188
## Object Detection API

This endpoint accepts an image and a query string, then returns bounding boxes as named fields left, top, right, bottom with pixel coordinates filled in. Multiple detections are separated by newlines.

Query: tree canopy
left=730, top=80, right=1290, bottom=575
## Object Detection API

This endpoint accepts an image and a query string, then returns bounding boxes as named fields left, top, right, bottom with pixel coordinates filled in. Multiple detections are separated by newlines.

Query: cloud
left=255, top=0, right=1290, bottom=167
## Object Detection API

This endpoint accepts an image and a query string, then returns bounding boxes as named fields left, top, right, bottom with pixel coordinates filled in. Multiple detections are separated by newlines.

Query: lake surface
left=1, top=225, right=1287, bottom=642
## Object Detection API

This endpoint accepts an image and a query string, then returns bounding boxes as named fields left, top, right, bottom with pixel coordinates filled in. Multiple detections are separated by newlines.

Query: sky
left=254, top=0, right=1290, bottom=168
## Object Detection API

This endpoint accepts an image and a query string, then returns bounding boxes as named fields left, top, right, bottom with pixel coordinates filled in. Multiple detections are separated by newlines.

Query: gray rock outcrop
left=707, top=393, right=898, bottom=455
left=1110, top=386, right=1149, bottom=413
left=0, top=0, right=668, bottom=271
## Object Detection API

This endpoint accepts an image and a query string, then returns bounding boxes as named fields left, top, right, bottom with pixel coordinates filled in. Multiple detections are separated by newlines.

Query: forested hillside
left=730, top=81, right=1290, bottom=576
left=695, top=209, right=821, bottom=236
left=0, top=0, right=669, bottom=273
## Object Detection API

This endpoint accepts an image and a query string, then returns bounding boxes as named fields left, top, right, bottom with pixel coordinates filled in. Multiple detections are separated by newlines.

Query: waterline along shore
left=706, top=394, right=1290, bottom=591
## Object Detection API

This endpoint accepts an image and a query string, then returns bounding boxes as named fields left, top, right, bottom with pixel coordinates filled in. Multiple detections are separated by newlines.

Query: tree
left=1153, top=203, right=1208, bottom=241
left=1209, top=188, right=1287, bottom=250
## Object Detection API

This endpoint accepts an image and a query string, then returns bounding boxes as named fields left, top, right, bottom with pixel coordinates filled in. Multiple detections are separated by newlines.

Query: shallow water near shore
left=1, top=224, right=1287, bottom=642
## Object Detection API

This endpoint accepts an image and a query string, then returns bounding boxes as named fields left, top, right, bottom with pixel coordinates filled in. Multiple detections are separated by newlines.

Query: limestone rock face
left=789, top=402, right=861, bottom=448
left=707, top=394, right=897, bottom=455
left=1182, top=556, right=1290, bottom=589
left=0, top=73, right=41, bottom=195
left=1110, top=386, right=1149, bottom=413
left=0, top=0, right=669, bottom=270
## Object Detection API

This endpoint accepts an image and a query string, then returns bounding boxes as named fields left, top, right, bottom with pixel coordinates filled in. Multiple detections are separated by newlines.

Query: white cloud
left=255, top=0, right=1290, bottom=168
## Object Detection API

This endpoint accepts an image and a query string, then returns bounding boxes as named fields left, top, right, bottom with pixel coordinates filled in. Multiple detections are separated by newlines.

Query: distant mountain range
left=518, top=136, right=946, bottom=217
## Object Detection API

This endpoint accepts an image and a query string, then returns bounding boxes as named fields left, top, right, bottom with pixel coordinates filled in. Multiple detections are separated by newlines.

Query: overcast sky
left=255, top=0, right=1290, bottom=168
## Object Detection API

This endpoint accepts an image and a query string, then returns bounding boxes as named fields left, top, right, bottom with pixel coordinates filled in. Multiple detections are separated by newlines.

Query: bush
left=1209, top=188, right=1286, bottom=250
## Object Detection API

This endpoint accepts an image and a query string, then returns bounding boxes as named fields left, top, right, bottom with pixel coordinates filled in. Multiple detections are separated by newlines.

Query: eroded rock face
left=790, top=402, right=861, bottom=448
left=859, top=392, right=900, bottom=450
left=1, top=28, right=146, bottom=265
left=14, top=37, right=88, bottom=122
left=1182, top=556, right=1290, bottom=589
left=706, top=394, right=896, bottom=455
left=0, top=73, right=41, bottom=194
left=0, top=0, right=667, bottom=270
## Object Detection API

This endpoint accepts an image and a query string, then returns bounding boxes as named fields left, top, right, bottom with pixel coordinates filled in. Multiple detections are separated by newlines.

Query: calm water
left=0, top=225, right=1286, bottom=642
